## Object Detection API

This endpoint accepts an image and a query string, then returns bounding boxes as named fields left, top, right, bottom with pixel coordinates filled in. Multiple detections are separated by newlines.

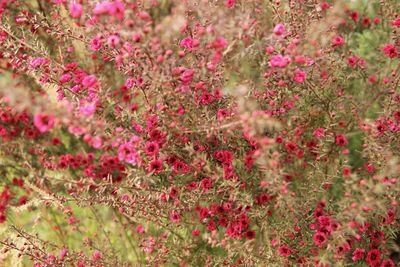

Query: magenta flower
left=293, top=68, right=307, bottom=84
left=180, top=69, right=194, bottom=84
left=90, top=36, right=103, bottom=51
left=33, top=113, right=55, bottom=133
left=180, top=36, right=200, bottom=51
left=59, top=73, right=72, bottom=84
left=68, top=3, right=83, bottom=18
left=81, top=75, right=97, bottom=88
left=118, top=142, right=140, bottom=165
left=313, top=128, right=326, bottom=139
left=383, top=44, right=398, bottom=58
left=273, top=23, right=285, bottom=36
left=332, top=35, right=345, bottom=46
left=269, top=55, right=291, bottom=68
left=169, top=210, right=181, bottom=223
left=278, top=245, right=291, bottom=257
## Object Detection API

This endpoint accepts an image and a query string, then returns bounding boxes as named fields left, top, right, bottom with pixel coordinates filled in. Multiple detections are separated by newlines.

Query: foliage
left=0, top=0, right=399, bottom=266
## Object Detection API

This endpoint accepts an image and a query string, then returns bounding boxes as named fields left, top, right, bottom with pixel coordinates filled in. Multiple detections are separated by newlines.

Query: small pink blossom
left=107, top=34, right=120, bottom=47
left=136, top=225, right=145, bottom=234
left=90, top=36, right=103, bottom=51
left=93, top=1, right=125, bottom=20
left=59, top=73, right=72, bottom=84
left=180, top=36, right=200, bottom=51
left=332, top=35, right=345, bottom=46
left=293, top=68, right=306, bottom=84
left=170, top=210, right=181, bottom=222
left=118, top=142, right=140, bottom=165
left=313, top=128, right=326, bottom=139
left=82, top=75, right=97, bottom=88
left=29, top=57, right=49, bottom=69
left=92, top=251, right=101, bottom=262
left=79, top=102, right=97, bottom=117
left=68, top=3, right=83, bottom=18
left=91, top=136, right=103, bottom=149
left=273, top=23, right=285, bottom=36
left=225, top=0, right=236, bottom=8
left=33, top=113, right=55, bottom=133
left=269, top=55, right=291, bottom=68
left=180, top=69, right=194, bottom=84
left=59, top=248, right=67, bottom=260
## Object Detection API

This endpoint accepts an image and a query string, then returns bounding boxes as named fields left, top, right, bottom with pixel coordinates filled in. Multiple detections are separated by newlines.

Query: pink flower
left=68, top=3, right=83, bottom=18
left=293, top=68, right=306, bottom=84
left=180, top=36, right=200, bottom=51
left=313, top=128, right=326, bottom=139
left=180, top=69, right=194, bottom=84
left=321, top=2, right=330, bottom=10
left=93, top=1, right=113, bottom=15
left=107, top=34, right=120, bottom=47
left=93, top=1, right=125, bottom=20
left=212, top=36, right=227, bottom=49
left=170, top=210, right=181, bottom=223
left=381, top=259, right=395, bottom=267
left=225, top=0, right=236, bottom=8
left=273, top=23, right=285, bottom=36
left=92, top=251, right=101, bottom=262
left=391, top=18, right=400, bottom=28
left=118, top=142, right=140, bottom=165
left=79, top=102, right=97, bottom=117
left=82, top=75, right=97, bottom=88
left=136, top=225, right=145, bottom=234
left=59, top=73, right=72, bottom=84
left=33, top=113, right=55, bottom=133
left=91, top=136, right=103, bottom=149
left=59, top=248, right=67, bottom=260
left=149, top=160, right=163, bottom=173
left=29, top=57, right=49, bottom=69
left=90, top=36, right=103, bottom=51
left=347, top=56, right=358, bottom=67
left=269, top=55, right=291, bottom=68
left=332, top=35, right=345, bottom=46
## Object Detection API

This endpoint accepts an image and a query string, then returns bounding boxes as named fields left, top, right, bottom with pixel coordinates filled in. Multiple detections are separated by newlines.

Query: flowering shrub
left=0, top=0, right=399, bottom=266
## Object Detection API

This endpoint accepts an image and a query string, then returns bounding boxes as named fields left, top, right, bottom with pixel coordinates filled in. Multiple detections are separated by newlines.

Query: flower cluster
left=0, top=0, right=399, bottom=266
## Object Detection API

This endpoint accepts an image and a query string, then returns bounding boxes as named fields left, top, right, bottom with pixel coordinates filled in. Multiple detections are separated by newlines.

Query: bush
left=0, top=0, right=399, bottom=266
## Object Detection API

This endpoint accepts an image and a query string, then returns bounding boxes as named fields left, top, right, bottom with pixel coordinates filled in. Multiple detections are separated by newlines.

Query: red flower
left=352, top=248, right=365, bottom=261
left=366, top=249, right=381, bottom=266
left=200, top=178, right=213, bottom=192
left=144, top=141, right=160, bottom=156
left=313, top=231, right=328, bottom=247
left=380, top=259, right=395, bottom=267
left=383, top=44, right=398, bottom=58
left=335, top=134, right=348, bottom=146
left=285, top=142, right=298, bottom=153
left=278, top=245, right=291, bottom=257
left=244, top=229, right=256, bottom=240
left=256, top=193, right=271, bottom=205
left=149, top=160, right=163, bottom=173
